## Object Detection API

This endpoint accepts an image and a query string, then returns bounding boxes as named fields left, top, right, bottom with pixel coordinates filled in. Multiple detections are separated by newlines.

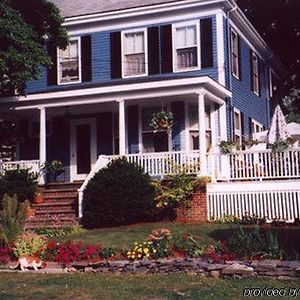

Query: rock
left=84, top=267, right=94, bottom=273
left=140, top=257, right=151, bottom=266
left=66, top=267, right=77, bottom=273
left=296, top=267, right=300, bottom=274
left=156, top=258, right=174, bottom=265
left=185, top=271, right=197, bottom=276
left=197, top=261, right=210, bottom=269
left=71, top=262, right=88, bottom=270
left=207, top=264, right=227, bottom=271
left=175, top=261, right=198, bottom=269
left=278, top=276, right=294, bottom=281
left=210, top=270, right=220, bottom=278
left=279, top=261, right=300, bottom=269
left=261, top=270, right=295, bottom=277
left=124, top=265, right=136, bottom=273
left=222, top=263, right=254, bottom=276
left=258, top=260, right=280, bottom=269
left=108, top=260, right=129, bottom=268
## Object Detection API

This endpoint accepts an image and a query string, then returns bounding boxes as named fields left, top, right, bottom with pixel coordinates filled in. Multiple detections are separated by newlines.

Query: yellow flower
left=153, top=249, right=157, bottom=253
left=134, top=242, right=138, bottom=245
left=131, top=255, right=135, bottom=259
left=138, top=254, right=142, bottom=258
left=146, top=254, right=150, bottom=258
left=127, top=251, right=131, bottom=255
left=144, top=248, right=149, bottom=254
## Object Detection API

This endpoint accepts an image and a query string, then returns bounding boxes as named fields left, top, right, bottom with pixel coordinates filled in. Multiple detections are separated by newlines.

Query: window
left=269, top=69, right=277, bottom=98
left=234, top=109, right=242, bottom=145
left=173, top=21, right=200, bottom=71
left=142, top=107, right=169, bottom=153
left=230, top=29, right=240, bottom=79
left=251, top=51, right=260, bottom=95
left=188, top=105, right=211, bottom=151
left=122, top=29, right=147, bottom=77
left=57, top=38, right=81, bottom=84
left=251, top=119, right=263, bottom=138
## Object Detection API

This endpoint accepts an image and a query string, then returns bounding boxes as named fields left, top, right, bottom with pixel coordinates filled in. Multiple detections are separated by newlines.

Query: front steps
left=26, top=182, right=82, bottom=229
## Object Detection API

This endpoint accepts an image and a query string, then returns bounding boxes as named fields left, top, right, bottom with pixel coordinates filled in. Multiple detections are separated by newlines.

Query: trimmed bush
left=82, top=158, right=155, bottom=228
left=0, top=168, right=38, bottom=207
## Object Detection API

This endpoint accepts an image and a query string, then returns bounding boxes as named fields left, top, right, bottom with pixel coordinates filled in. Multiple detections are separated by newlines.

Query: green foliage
left=228, top=224, right=284, bottom=259
left=153, top=173, right=209, bottom=212
left=0, top=168, right=38, bottom=206
left=219, top=140, right=240, bottom=154
left=212, top=215, right=238, bottom=224
left=149, top=111, right=174, bottom=132
left=34, top=226, right=84, bottom=238
left=82, top=158, right=155, bottom=228
left=0, top=194, right=29, bottom=246
left=0, top=0, right=68, bottom=95
left=13, top=230, right=47, bottom=258
left=174, top=234, right=206, bottom=258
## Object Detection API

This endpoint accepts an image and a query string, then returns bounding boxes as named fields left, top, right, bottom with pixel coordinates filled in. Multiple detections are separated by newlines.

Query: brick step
left=42, top=193, right=78, bottom=199
left=34, top=206, right=75, bottom=212
left=44, top=181, right=83, bottom=190
left=32, top=200, right=76, bottom=207
left=33, top=210, right=76, bottom=216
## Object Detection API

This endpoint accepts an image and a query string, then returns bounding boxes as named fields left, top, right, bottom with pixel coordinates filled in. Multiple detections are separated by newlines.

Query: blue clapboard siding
left=26, top=16, right=218, bottom=94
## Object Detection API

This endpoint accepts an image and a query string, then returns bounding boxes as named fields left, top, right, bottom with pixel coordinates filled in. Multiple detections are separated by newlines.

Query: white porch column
left=118, top=99, right=126, bottom=155
left=198, top=91, right=207, bottom=175
left=39, top=106, right=46, bottom=185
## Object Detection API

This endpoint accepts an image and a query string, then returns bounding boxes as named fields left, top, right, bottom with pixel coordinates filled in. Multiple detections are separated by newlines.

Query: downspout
left=226, top=0, right=238, bottom=140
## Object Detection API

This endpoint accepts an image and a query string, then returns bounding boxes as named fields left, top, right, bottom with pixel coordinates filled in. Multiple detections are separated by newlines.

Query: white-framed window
left=251, top=51, right=260, bottom=95
left=122, top=29, right=147, bottom=78
left=251, top=118, right=263, bottom=138
left=234, top=108, right=242, bottom=145
left=57, top=37, right=81, bottom=85
left=142, top=107, right=169, bottom=153
left=269, top=68, right=276, bottom=98
left=230, top=29, right=240, bottom=79
left=173, top=21, right=200, bottom=72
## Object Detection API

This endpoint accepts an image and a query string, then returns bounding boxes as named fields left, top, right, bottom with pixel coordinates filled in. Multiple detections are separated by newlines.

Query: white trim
left=11, top=77, right=231, bottom=105
left=39, top=107, right=46, bottom=185
left=121, top=28, right=148, bottom=78
left=216, top=11, right=225, bottom=85
left=251, top=118, right=263, bottom=137
left=251, top=51, right=260, bottom=96
left=57, top=37, right=82, bottom=85
left=70, top=118, right=97, bottom=181
left=233, top=107, right=242, bottom=145
left=184, top=101, right=190, bottom=151
left=210, top=102, right=217, bottom=148
left=172, top=20, right=201, bottom=73
left=138, top=105, right=143, bottom=153
left=268, top=68, right=274, bottom=99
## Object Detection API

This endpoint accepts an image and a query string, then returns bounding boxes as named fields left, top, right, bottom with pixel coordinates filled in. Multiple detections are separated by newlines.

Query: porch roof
left=5, top=76, right=231, bottom=111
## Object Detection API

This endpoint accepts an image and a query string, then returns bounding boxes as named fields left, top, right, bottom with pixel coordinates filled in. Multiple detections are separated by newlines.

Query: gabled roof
left=50, top=0, right=186, bottom=18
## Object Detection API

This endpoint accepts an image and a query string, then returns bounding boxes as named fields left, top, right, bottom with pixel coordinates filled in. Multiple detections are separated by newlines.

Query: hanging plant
left=149, top=111, right=174, bottom=132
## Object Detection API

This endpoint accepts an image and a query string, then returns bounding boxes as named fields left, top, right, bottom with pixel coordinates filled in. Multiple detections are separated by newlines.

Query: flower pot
left=26, top=208, right=36, bottom=218
left=34, top=194, right=44, bottom=204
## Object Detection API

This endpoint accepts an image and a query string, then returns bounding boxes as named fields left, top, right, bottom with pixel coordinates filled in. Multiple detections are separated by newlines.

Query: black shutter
left=148, top=27, right=160, bottom=75
left=160, top=25, right=173, bottom=73
left=47, top=43, right=57, bottom=85
left=200, top=18, right=213, bottom=68
left=249, top=116, right=253, bottom=138
left=257, top=58, right=261, bottom=96
left=249, top=50, right=254, bottom=91
left=110, top=32, right=122, bottom=79
left=237, top=36, right=242, bottom=80
left=240, top=111, right=245, bottom=144
left=81, top=35, right=92, bottom=82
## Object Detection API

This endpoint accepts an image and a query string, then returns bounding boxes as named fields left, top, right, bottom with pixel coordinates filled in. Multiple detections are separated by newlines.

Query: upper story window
left=250, top=51, right=260, bottom=95
left=230, top=29, right=240, bottom=79
left=57, top=38, right=81, bottom=85
left=173, top=21, right=200, bottom=72
left=122, top=29, right=147, bottom=78
left=234, top=108, right=242, bottom=145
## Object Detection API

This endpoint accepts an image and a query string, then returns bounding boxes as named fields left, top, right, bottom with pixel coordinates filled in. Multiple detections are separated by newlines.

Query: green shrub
left=34, top=226, right=84, bottom=238
left=13, top=230, right=47, bottom=258
left=82, top=158, right=155, bottom=228
left=0, top=194, right=29, bottom=246
left=0, top=168, right=38, bottom=206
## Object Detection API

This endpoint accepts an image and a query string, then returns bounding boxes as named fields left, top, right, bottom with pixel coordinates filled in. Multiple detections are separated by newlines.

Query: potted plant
left=43, top=160, right=64, bottom=182
left=149, top=111, right=174, bottom=132
left=219, top=140, right=240, bottom=154
left=33, top=189, right=44, bottom=204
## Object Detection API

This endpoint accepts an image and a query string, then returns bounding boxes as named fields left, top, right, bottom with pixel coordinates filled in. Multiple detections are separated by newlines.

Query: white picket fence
left=207, top=180, right=300, bottom=222
left=0, top=160, right=41, bottom=175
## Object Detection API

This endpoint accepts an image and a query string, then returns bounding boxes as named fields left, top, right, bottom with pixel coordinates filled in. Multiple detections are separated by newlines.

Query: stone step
left=44, top=181, right=83, bottom=190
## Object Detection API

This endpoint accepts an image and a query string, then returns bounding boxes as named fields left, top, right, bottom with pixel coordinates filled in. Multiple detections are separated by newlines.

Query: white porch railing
left=108, top=150, right=201, bottom=177
left=207, top=148, right=300, bottom=181
left=0, top=160, right=41, bottom=176
left=207, top=180, right=300, bottom=222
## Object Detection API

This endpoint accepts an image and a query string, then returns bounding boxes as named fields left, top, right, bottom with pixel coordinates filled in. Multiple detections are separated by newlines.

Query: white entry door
left=70, top=118, right=97, bottom=181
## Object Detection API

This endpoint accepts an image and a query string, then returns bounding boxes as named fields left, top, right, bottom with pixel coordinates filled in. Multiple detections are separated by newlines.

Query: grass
left=0, top=272, right=299, bottom=299
left=57, top=222, right=231, bottom=249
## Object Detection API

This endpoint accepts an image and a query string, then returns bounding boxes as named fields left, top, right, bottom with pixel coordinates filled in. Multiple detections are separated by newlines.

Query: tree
left=236, top=0, right=300, bottom=119
left=0, top=0, right=68, bottom=96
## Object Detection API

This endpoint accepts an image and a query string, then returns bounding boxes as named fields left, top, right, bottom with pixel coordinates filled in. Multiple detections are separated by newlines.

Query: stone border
left=2, top=258, right=300, bottom=279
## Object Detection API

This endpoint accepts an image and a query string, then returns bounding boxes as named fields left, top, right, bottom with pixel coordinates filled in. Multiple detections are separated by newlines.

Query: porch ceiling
left=4, top=76, right=231, bottom=111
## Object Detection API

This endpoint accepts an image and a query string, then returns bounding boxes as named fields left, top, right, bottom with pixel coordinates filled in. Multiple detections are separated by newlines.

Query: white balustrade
left=207, top=148, right=300, bottom=181
left=0, top=160, right=41, bottom=175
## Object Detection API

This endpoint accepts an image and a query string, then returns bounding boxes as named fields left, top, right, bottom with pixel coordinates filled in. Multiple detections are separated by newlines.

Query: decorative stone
left=84, top=267, right=94, bottom=273
left=185, top=271, right=197, bottom=276
left=207, top=264, right=227, bottom=271
left=222, top=263, right=254, bottom=276
left=278, top=276, right=294, bottom=281
left=258, top=260, right=280, bottom=269
left=124, top=265, right=136, bottom=273
left=135, top=266, right=149, bottom=274
left=66, top=267, right=77, bottom=273
left=71, top=262, right=88, bottom=269
left=210, top=270, right=220, bottom=278
left=279, top=261, right=300, bottom=269
left=108, top=260, right=129, bottom=268
left=140, top=257, right=151, bottom=266
left=296, top=267, right=300, bottom=274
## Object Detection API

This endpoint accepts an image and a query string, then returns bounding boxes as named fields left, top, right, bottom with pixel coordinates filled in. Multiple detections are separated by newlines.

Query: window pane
left=176, top=27, right=186, bottom=48
left=177, top=47, right=197, bottom=69
left=234, top=112, right=240, bottom=130
left=124, top=53, right=145, bottom=76
left=135, top=32, right=144, bottom=53
left=186, top=26, right=196, bottom=46
left=124, top=33, right=135, bottom=54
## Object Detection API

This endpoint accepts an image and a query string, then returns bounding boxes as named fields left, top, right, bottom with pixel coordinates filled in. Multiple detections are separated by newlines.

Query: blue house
left=0, top=0, right=282, bottom=181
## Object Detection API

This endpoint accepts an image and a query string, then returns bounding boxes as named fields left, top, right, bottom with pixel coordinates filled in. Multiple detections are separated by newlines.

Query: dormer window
left=122, top=29, right=147, bottom=77
left=173, top=21, right=200, bottom=72
left=57, top=38, right=81, bottom=84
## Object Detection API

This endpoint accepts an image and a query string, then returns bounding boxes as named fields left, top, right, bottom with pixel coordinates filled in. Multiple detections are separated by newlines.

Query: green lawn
left=58, top=222, right=231, bottom=249
left=0, top=272, right=299, bottom=299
